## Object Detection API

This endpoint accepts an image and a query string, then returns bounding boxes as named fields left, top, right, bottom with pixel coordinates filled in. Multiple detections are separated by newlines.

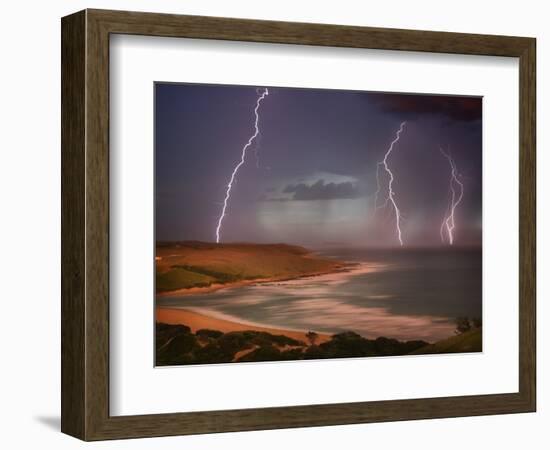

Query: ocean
left=157, top=247, right=482, bottom=343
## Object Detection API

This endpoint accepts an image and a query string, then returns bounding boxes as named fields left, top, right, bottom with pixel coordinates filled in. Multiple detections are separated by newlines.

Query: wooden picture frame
left=61, top=9, right=536, bottom=441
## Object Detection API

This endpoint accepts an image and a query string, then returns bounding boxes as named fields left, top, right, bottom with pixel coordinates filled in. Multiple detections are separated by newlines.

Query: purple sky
left=155, top=83, right=482, bottom=248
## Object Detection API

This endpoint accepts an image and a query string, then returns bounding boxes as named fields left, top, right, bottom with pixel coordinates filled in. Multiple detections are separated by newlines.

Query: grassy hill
left=410, top=327, right=482, bottom=355
left=155, top=241, right=345, bottom=293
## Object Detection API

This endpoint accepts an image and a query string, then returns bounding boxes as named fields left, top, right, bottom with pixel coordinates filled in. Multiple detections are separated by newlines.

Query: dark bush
left=155, top=321, right=434, bottom=365
left=218, top=332, right=254, bottom=355
left=249, top=333, right=273, bottom=347
left=265, top=333, right=304, bottom=347
left=332, top=331, right=362, bottom=341
left=156, top=322, right=191, bottom=335
left=455, top=317, right=472, bottom=334
left=163, top=333, right=198, bottom=354
left=193, top=343, right=234, bottom=364
left=280, top=348, right=305, bottom=360
left=156, top=332, right=199, bottom=365
left=155, top=323, right=192, bottom=348
left=320, top=332, right=377, bottom=358
left=196, top=329, right=224, bottom=339
left=156, top=352, right=196, bottom=366
left=237, top=345, right=282, bottom=362
left=303, top=345, right=327, bottom=360
left=401, top=340, right=429, bottom=353
left=374, top=337, right=403, bottom=355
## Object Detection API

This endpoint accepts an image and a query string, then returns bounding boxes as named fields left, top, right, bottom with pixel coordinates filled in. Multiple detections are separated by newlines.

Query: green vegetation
left=171, top=264, right=242, bottom=283
left=155, top=323, right=442, bottom=366
left=156, top=323, right=191, bottom=348
left=303, top=332, right=428, bottom=360
left=454, top=316, right=482, bottom=335
left=156, top=324, right=307, bottom=365
left=155, top=242, right=345, bottom=293
left=196, top=329, right=224, bottom=339
left=410, top=327, right=482, bottom=355
left=407, top=316, right=483, bottom=354
left=156, top=267, right=216, bottom=292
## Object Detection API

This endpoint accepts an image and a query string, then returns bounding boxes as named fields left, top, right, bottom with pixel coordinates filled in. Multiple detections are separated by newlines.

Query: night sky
left=155, top=83, right=482, bottom=248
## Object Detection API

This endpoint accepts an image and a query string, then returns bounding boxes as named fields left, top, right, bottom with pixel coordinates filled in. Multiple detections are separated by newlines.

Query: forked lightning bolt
left=373, top=122, right=406, bottom=246
left=440, top=147, right=464, bottom=245
left=215, top=88, right=269, bottom=243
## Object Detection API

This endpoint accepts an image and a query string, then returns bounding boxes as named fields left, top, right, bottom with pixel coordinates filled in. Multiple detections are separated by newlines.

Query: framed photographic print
left=61, top=9, right=536, bottom=440
left=153, top=83, right=484, bottom=366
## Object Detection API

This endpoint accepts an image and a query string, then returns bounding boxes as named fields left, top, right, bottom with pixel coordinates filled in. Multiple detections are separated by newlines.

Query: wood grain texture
left=518, top=39, right=536, bottom=409
left=61, top=9, right=537, bottom=441
left=89, top=8, right=532, bottom=56
left=61, top=10, right=86, bottom=439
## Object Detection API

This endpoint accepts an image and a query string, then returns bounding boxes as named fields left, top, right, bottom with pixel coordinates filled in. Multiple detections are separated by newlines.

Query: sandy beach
left=156, top=307, right=331, bottom=344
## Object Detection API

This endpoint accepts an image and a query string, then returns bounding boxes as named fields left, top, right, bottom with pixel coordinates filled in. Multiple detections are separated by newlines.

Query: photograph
left=154, top=83, right=483, bottom=366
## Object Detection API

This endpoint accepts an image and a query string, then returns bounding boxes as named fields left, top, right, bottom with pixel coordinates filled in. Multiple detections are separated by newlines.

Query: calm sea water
left=157, top=248, right=482, bottom=342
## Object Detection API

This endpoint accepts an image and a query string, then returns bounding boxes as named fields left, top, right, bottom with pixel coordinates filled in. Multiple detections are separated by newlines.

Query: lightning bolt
left=253, top=129, right=263, bottom=168
left=440, top=146, right=464, bottom=245
left=373, top=121, right=406, bottom=246
left=215, top=87, right=269, bottom=243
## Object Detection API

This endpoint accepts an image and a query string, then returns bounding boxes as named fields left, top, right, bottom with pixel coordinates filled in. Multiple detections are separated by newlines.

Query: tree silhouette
left=305, top=331, right=319, bottom=346
left=454, top=317, right=471, bottom=335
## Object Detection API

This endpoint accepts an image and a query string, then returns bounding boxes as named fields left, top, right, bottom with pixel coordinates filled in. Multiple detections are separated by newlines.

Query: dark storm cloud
left=370, top=94, right=482, bottom=122
left=282, top=179, right=361, bottom=201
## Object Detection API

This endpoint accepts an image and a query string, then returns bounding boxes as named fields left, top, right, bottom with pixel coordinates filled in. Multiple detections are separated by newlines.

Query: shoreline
left=156, top=307, right=332, bottom=344
left=156, top=261, right=358, bottom=298
left=156, top=308, right=482, bottom=364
